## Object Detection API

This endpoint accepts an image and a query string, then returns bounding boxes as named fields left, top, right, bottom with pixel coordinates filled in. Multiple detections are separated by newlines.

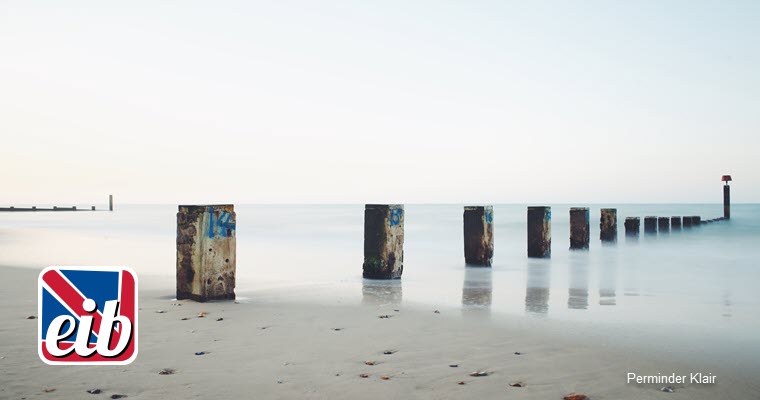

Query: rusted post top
left=178, top=204, right=235, bottom=210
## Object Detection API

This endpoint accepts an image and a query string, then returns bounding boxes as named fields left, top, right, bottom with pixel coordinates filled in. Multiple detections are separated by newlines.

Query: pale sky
left=1, top=1, right=758, bottom=205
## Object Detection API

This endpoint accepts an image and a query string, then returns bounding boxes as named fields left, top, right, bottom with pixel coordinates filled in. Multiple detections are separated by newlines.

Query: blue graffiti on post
left=389, top=208, right=403, bottom=227
left=485, top=208, right=493, bottom=224
left=207, top=207, right=236, bottom=238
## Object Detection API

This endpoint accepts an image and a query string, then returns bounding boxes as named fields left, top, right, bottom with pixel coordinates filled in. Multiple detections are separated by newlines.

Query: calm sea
left=2, top=203, right=759, bottom=370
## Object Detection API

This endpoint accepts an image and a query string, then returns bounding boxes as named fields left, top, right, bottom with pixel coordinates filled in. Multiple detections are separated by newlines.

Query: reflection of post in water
left=462, top=267, right=493, bottom=307
left=362, top=279, right=403, bottom=306
left=568, top=254, right=589, bottom=310
left=722, top=290, right=732, bottom=318
left=525, top=261, right=551, bottom=315
left=598, top=249, right=618, bottom=306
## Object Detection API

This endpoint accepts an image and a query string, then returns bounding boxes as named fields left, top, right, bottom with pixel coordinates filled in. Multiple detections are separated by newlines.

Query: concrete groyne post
left=527, top=206, right=551, bottom=258
left=109, top=195, right=114, bottom=211
left=569, top=207, right=590, bottom=250
left=683, top=216, right=693, bottom=228
left=694, top=216, right=702, bottom=225
left=624, top=217, right=640, bottom=237
left=658, top=217, right=670, bottom=233
left=176, top=205, right=237, bottom=302
left=463, top=206, right=494, bottom=266
left=363, top=204, right=404, bottom=279
left=599, top=208, right=617, bottom=243
left=644, top=216, right=657, bottom=235
left=671, top=216, right=682, bottom=230
left=722, top=175, right=732, bottom=219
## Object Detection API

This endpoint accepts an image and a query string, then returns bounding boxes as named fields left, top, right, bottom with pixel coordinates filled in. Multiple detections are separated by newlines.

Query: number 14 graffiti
left=207, top=207, right=236, bottom=238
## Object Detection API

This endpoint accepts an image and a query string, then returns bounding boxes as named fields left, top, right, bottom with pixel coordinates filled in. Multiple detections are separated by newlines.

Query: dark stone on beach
left=158, top=368, right=176, bottom=375
left=449, top=364, right=458, bottom=368
left=378, top=315, right=392, bottom=319
left=216, top=317, right=223, bottom=321
left=661, top=386, right=674, bottom=393
left=86, top=389, right=102, bottom=394
left=563, top=395, right=588, bottom=400
left=194, top=351, right=207, bottom=356
left=469, top=371, right=488, bottom=377
left=26, top=315, right=36, bottom=319
left=332, top=328, right=343, bottom=331
left=434, top=310, right=440, bottom=314
left=509, top=382, right=525, bottom=387
left=180, top=317, right=190, bottom=320
left=383, top=350, right=396, bottom=355
left=110, top=395, right=127, bottom=399
left=514, top=352, right=522, bottom=355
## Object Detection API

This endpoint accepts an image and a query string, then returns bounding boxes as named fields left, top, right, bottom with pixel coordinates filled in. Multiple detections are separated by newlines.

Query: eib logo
left=38, top=267, right=138, bottom=365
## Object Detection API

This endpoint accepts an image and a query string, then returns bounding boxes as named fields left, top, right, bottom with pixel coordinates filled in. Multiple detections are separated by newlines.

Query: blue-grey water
left=1, top=204, right=759, bottom=370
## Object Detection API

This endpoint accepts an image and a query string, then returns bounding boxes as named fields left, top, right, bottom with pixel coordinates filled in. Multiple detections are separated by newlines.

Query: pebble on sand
left=509, top=382, right=525, bottom=387
left=469, top=371, right=488, bottom=377
left=563, top=394, right=589, bottom=400
left=359, top=374, right=370, bottom=378
left=661, top=386, right=674, bottom=393
left=86, top=389, right=102, bottom=394
left=382, top=350, right=396, bottom=355
left=378, top=315, right=392, bottom=319
left=364, top=361, right=376, bottom=366
left=457, top=381, right=466, bottom=385
left=110, top=395, right=127, bottom=399
left=216, top=317, right=223, bottom=321
left=380, top=376, right=390, bottom=380
left=198, top=312, right=207, bottom=318
left=26, top=315, right=36, bottom=319
left=158, top=368, right=176, bottom=375
left=194, top=351, right=207, bottom=356
left=449, top=364, right=459, bottom=368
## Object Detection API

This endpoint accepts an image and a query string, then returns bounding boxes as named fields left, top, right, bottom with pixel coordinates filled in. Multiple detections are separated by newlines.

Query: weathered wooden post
left=722, top=175, right=732, bottom=219
left=694, top=216, right=702, bottom=225
left=527, top=206, right=551, bottom=258
left=363, top=204, right=404, bottom=279
left=109, top=194, right=114, bottom=211
left=599, top=208, right=617, bottom=243
left=176, top=205, right=237, bottom=302
left=569, top=207, right=589, bottom=250
left=91, top=206, right=96, bottom=211
left=644, top=216, right=657, bottom=234
left=624, top=217, right=640, bottom=237
left=463, top=206, right=494, bottom=266
left=658, top=217, right=670, bottom=233
left=683, top=216, right=693, bottom=228
left=671, top=216, right=682, bottom=230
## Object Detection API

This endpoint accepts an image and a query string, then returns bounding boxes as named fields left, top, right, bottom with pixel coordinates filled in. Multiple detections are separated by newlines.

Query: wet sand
left=1, top=265, right=757, bottom=399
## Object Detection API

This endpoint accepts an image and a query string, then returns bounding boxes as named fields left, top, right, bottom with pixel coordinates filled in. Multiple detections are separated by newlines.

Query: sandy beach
left=2, top=265, right=757, bottom=400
